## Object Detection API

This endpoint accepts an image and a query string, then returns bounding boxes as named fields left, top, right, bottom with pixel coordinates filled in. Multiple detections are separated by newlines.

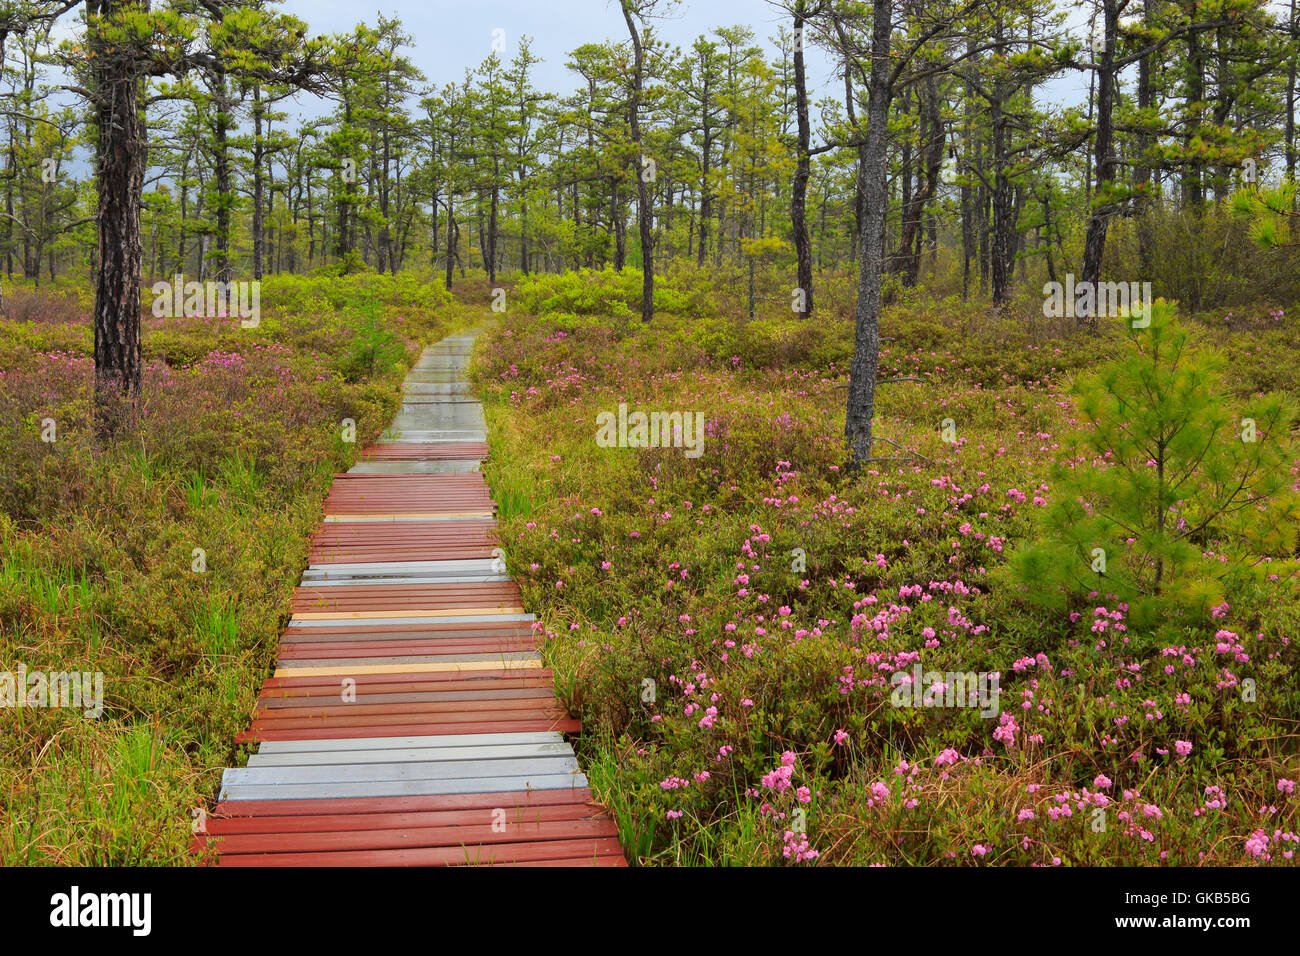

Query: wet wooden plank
left=204, top=802, right=599, bottom=835
left=217, top=771, right=590, bottom=802
left=360, top=443, right=488, bottom=460
left=249, top=697, right=564, bottom=722
left=270, top=659, right=542, bottom=678
left=222, top=755, right=581, bottom=787
left=196, top=818, right=618, bottom=855
left=263, top=665, right=552, bottom=685
left=212, top=836, right=625, bottom=866
left=245, top=740, right=573, bottom=766
left=257, top=676, right=554, bottom=701
left=202, top=333, right=622, bottom=867
left=214, top=787, right=595, bottom=816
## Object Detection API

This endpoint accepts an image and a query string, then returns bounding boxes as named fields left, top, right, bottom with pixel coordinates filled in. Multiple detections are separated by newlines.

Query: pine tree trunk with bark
left=90, top=0, right=149, bottom=438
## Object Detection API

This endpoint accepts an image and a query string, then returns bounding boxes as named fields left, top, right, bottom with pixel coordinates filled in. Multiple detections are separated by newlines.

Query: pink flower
left=992, top=711, right=1018, bottom=748
left=1174, top=740, right=1193, bottom=757
left=782, top=830, right=819, bottom=862
left=1094, top=774, right=1112, bottom=789
left=833, top=729, right=849, bottom=747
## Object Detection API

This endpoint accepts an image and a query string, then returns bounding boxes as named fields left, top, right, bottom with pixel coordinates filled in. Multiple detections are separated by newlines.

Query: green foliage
left=1232, top=182, right=1300, bottom=249
left=1104, top=205, right=1300, bottom=313
left=338, top=300, right=406, bottom=383
left=1004, top=300, right=1299, bottom=624
left=514, top=267, right=694, bottom=317
left=254, top=272, right=454, bottom=316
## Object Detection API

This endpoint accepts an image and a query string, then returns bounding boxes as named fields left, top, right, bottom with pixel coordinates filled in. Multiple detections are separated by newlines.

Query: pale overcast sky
left=276, top=0, right=1092, bottom=120
left=278, top=0, right=838, bottom=98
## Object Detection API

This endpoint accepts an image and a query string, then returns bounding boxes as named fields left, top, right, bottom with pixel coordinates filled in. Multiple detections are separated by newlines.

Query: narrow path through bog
left=196, top=330, right=626, bottom=867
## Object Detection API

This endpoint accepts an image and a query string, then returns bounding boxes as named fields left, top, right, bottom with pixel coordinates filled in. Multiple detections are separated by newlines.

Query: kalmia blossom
left=782, top=830, right=819, bottom=862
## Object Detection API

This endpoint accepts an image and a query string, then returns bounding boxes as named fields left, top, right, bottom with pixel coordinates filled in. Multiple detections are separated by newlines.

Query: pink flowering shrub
left=476, top=300, right=1300, bottom=866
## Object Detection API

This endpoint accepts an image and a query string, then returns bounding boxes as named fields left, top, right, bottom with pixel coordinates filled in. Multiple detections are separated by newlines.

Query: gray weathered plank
left=247, top=741, right=574, bottom=767
left=219, top=772, right=588, bottom=802
left=223, top=755, right=580, bottom=786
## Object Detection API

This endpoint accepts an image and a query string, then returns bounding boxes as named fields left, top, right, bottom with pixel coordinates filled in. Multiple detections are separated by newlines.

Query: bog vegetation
left=475, top=272, right=1299, bottom=865
left=1, top=0, right=1298, bottom=864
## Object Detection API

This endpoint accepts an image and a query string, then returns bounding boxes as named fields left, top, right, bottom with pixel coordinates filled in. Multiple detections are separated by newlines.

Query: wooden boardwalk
left=197, top=332, right=625, bottom=867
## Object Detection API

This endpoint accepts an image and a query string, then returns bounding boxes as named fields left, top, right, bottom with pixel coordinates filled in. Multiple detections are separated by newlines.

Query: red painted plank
left=249, top=699, right=565, bottom=721
left=203, top=803, right=600, bottom=836
left=196, top=818, right=620, bottom=855
left=214, top=836, right=626, bottom=867
left=276, top=638, right=539, bottom=659
left=508, top=855, right=628, bottom=867
left=280, top=621, right=536, bottom=644
left=361, top=443, right=488, bottom=460
left=291, top=582, right=520, bottom=609
left=257, top=676, right=554, bottom=700
left=260, top=668, right=554, bottom=690
left=257, top=689, right=554, bottom=709
left=322, top=476, right=496, bottom=513
left=308, top=521, right=500, bottom=563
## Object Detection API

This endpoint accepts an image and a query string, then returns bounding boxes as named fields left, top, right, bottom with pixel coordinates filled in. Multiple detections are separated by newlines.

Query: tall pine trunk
left=846, top=0, right=891, bottom=466
left=1134, top=0, right=1155, bottom=275
left=791, top=2, right=814, bottom=316
left=252, top=85, right=265, bottom=280
left=622, top=2, right=654, bottom=324
left=1288, top=0, right=1297, bottom=189
left=90, top=0, right=148, bottom=437
left=212, top=69, right=233, bottom=283
left=1081, top=0, right=1118, bottom=291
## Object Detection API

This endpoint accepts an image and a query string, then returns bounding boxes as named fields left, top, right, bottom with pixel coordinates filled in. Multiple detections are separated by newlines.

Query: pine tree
left=1005, top=300, right=1299, bottom=624
left=1233, top=181, right=1300, bottom=247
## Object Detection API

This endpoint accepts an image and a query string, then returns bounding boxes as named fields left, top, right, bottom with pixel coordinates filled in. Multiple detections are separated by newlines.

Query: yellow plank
left=291, top=607, right=524, bottom=621
left=273, top=659, right=543, bottom=678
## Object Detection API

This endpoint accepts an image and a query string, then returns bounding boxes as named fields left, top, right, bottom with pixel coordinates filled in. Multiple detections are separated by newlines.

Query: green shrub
left=515, top=267, right=694, bottom=317
left=338, top=301, right=407, bottom=383
left=1002, top=300, right=1300, bottom=624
